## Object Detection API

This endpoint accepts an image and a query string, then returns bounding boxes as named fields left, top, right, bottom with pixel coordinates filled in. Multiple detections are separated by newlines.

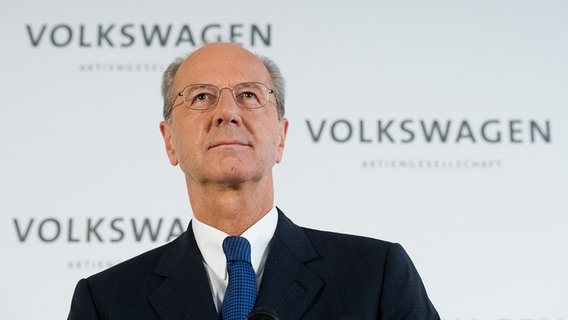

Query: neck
left=186, top=177, right=275, bottom=236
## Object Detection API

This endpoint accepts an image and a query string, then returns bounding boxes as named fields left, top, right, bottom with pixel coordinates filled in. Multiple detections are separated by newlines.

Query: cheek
left=177, top=135, right=199, bottom=157
left=171, top=128, right=200, bottom=161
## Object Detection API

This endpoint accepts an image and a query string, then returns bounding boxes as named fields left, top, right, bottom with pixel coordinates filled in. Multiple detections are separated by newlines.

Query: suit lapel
left=256, top=210, right=324, bottom=319
left=149, top=226, right=219, bottom=320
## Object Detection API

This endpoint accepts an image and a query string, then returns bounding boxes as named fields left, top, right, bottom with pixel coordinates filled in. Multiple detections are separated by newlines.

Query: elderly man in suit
left=68, top=42, right=440, bottom=319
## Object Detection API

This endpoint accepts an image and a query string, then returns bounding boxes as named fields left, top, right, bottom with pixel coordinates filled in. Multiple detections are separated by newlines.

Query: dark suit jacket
left=68, top=209, right=439, bottom=319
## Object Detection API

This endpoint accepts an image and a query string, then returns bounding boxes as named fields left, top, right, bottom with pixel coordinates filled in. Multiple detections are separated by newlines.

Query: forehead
left=174, top=44, right=272, bottom=88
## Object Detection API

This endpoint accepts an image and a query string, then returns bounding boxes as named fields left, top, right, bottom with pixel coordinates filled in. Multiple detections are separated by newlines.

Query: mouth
left=208, top=140, right=251, bottom=149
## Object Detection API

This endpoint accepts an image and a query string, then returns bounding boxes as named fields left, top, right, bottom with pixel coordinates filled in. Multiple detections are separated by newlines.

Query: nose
left=214, top=88, right=241, bottom=126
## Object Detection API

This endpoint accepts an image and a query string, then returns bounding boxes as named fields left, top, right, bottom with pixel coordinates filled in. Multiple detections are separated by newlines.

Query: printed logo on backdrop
left=13, top=216, right=186, bottom=270
left=306, top=118, right=552, bottom=170
left=25, top=23, right=272, bottom=72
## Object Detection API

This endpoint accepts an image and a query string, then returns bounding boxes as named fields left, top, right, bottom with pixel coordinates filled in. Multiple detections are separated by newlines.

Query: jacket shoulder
left=301, top=227, right=397, bottom=258
left=91, top=235, right=180, bottom=281
left=82, top=230, right=189, bottom=303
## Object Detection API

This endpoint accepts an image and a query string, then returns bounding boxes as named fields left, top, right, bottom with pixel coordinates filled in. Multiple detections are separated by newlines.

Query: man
left=68, top=42, right=440, bottom=319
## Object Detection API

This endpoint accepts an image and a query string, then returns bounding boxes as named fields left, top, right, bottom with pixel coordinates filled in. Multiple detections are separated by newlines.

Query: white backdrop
left=1, top=1, right=567, bottom=319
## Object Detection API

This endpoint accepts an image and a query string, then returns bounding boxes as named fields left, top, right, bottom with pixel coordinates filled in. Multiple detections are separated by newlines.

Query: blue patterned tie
left=222, top=236, right=257, bottom=320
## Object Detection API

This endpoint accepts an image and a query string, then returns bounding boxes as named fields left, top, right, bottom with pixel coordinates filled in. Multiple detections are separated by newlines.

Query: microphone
left=245, top=307, right=280, bottom=320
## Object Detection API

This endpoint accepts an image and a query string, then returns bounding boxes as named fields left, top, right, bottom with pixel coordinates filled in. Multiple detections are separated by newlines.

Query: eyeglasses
left=175, top=82, right=275, bottom=111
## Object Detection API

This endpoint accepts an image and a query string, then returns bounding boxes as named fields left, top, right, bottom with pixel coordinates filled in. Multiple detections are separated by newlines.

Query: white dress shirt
left=191, top=206, right=278, bottom=312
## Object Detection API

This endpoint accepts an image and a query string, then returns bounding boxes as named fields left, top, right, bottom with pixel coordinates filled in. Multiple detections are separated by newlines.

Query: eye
left=190, top=92, right=213, bottom=106
left=236, top=90, right=261, bottom=108
left=194, top=93, right=210, bottom=101
left=241, top=91, right=258, bottom=100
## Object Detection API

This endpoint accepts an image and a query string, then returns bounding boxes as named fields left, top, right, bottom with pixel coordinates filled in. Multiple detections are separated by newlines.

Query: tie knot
left=223, top=236, right=252, bottom=263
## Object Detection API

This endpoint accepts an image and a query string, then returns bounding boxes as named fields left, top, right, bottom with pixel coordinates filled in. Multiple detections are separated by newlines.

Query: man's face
left=160, top=44, right=288, bottom=189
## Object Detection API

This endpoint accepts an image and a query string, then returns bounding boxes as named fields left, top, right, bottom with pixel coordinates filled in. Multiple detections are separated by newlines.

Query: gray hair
left=161, top=53, right=286, bottom=122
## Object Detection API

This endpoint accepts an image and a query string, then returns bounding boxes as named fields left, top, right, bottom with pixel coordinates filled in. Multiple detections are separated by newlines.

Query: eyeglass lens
left=182, top=82, right=270, bottom=110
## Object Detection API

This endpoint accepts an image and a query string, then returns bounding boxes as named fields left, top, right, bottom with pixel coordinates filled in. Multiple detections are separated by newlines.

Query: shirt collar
left=192, top=206, right=278, bottom=280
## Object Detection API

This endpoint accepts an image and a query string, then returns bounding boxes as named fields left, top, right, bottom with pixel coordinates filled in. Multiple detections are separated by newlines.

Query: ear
left=160, top=121, right=179, bottom=166
left=275, top=118, right=289, bottom=164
